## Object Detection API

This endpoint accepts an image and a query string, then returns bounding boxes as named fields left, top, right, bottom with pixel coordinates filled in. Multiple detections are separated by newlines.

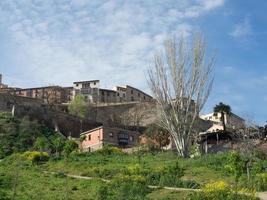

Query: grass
left=0, top=150, right=265, bottom=199
left=41, top=151, right=234, bottom=185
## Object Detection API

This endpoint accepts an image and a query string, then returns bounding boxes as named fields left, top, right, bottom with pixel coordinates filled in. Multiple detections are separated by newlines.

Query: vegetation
left=0, top=146, right=266, bottom=199
left=0, top=112, right=266, bottom=199
left=147, top=35, right=214, bottom=158
left=213, top=102, right=232, bottom=131
left=0, top=112, right=77, bottom=159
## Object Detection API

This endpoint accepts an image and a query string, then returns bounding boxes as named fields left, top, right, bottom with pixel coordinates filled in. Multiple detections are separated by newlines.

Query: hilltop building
left=73, top=80, right=153, bottom=104
left=0, top=74, right=153, bottom=105
left=14, top=86, right=71, bottom=104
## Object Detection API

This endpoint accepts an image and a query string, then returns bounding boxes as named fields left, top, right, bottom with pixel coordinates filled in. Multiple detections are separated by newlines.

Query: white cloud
left=0, top=0, right=225, bottom=91
left=230, top=17, right=252, bottom=38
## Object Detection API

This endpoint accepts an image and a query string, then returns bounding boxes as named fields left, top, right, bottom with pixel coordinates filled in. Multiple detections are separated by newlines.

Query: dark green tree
left=213, top=102, right=231, bottom=132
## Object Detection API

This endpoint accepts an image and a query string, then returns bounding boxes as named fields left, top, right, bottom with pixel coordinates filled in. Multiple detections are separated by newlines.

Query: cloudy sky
left=0, top=0, right=266, bottom=124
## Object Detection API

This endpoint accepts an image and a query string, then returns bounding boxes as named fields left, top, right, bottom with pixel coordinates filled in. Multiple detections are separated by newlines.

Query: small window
left=144, top=96, right=146, bottom=100
left=88, top=135, right=91, bottom=141
left=109, top=132, right=113, bottom=138
left=129, top=136, right=134, bottom=142
left=101, top=90, right=104, bottom=95
left=94, top=82, right=96, bottom=85
left=76, top=84, right=79, bottom=87
left=131, top=96, right=134, bottom=101
left=107, top=92, right=110, bottom=96
left=123, top=93, right=126, bottom=97
left=117, top=93, right=119, bottom=96
left=131, top=90, right=133, bottom=94
left=138, top=93, right=140, bottom=97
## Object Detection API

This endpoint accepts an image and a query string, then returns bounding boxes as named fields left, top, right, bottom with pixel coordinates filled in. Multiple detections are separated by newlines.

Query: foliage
left=68, top=94, right=88, bottom=119
left=144, top=124, right=170, bottom=150
left=93, top=145, right=124, bottom=156
left=22, top=151, right=49, bottom=165
left=96, top=175, right=151, bottom=200
left=225, top=151, right=245, bottom=185
left=213, top=102, right=231, bottom=131
left=188, top=181, right=258, bottom=200
left=0, top=112, right=66, bottom=158
left=251, top=173, right=267, bottom=191
left=63, top=140, right=78, bottom=158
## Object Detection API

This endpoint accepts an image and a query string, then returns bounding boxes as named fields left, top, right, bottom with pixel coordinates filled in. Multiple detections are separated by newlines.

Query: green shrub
left=94, top=145, right=124, bottom=156
left=22, top=151, right=49, bottom=165
left=63, top=140, right=78, bottom=158
left=108, top=175, right=151, bottom=200
left=145, top=161, right=196, bottom=188
left=188, top=181, right=258, bottom=200
left=252, top=173, right=267, bottom=191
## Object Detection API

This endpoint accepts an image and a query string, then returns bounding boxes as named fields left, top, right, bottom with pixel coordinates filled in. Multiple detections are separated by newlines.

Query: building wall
left=99, top=89, right=118, bottom=103
left=73, top=80, right=100, bottom=103
left=200, top=112, right=245, bottom=129
left=81, top=126, right=140, bottom=152
left=81, top=127, right=104, bottom=151
left=124, top=86, right=153, bottom=102
left=14, top=86, right=70, bottom=104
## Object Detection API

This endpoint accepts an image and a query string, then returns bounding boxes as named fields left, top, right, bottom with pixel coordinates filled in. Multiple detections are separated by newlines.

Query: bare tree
left=148, top=34, right=214, bottom=158
left=233, top=115, right=263, bottom=182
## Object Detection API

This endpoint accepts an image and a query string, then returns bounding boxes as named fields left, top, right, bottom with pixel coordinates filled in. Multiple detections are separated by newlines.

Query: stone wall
left=0, top=93, right=101, bottom=138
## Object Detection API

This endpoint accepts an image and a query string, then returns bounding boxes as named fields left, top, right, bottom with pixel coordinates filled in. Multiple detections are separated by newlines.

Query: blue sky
left=0, top=0, right=266, bottom=125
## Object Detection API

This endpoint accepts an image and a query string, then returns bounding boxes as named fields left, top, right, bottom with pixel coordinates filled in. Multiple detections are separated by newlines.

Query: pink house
left=80, top=126, right=140, bottom=152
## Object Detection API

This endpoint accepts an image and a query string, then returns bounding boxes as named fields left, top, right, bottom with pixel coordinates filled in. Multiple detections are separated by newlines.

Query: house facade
left=80, top=126, right=140, bottom=152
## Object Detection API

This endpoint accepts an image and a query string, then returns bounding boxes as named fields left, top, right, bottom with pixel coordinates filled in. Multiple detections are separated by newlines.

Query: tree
left=213, top=102, right=231, bottom=132
left=63, top=140, right=78, bottom=158
left=52, top=136, right=66, bottom=158
left=34, top=137, right=48, bottom=152
left=68, top=95, right=89, bottom=133
left=147, top=34, right=214, bottom=158
left=145, top=124, right=170, bottom=150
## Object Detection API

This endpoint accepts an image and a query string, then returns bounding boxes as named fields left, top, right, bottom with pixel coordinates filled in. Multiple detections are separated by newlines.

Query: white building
left=200, top=112, right=245, bottom=131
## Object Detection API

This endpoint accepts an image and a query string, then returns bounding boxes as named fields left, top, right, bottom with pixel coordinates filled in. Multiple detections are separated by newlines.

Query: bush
left=145, top=161, right=197, bottom=188
left=252, top=173, right=267, bottom=191
left=188, top=181, right=258, bottom=200
left=108, top=175, right=151, bottom=200
left=94, top=145, right=124, bottom=156
left=22, top=151, right=49, bottom=165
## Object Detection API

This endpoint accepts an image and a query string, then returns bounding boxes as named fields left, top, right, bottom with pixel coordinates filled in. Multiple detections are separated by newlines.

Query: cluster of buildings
left=2, top=73, right=260, bottom=154
left=0, top=74, right=153, bottom=105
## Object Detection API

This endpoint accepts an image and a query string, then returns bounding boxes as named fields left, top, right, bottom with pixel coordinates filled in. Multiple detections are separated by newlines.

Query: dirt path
left=257, top=192, right=267, bottom=200
left=44, top=171, right=267, bottom=200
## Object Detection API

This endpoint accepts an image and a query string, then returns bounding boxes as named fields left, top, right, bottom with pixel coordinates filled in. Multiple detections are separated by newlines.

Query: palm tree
left=213, top=102, right=231, bottom=132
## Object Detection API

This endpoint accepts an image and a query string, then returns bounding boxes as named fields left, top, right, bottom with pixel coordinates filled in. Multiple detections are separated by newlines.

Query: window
left=123, top=93, right=126, bottom=97
left=109, top=132, right=113, bottom=138
left=129, top=136, right=134, bottom=142
left=144, top=96, right=146, bottom=100
left=88, top=135, right=91, bottom=141
left=76, top=84, right=79, bottom=87
left=131, top=90, right=133, bottom=94
left=131, top=96, right=134, bottom=101
left=94, top=82, right=96, bottom=85
left=138, top=93, right=140, bottom=97
left=101, top=90, right=105, bottom=95
left=107, top=92, right=110, bottom=96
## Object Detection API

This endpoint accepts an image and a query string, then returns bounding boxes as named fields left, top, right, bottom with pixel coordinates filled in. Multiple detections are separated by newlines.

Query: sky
left=0, top=0, right=266, bottom=125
